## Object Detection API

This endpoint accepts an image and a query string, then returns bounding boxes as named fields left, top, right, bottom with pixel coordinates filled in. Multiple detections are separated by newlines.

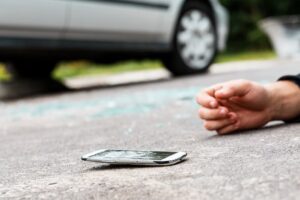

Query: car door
left=66, top=0, right=171, bottom=43
left=0, top=0, right=68, bottom=39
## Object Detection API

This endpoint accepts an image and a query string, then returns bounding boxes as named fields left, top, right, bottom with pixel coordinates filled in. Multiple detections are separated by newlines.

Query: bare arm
left=196, top=79, right=300, bottom=135
left=267, top=81, right=300, bottom=121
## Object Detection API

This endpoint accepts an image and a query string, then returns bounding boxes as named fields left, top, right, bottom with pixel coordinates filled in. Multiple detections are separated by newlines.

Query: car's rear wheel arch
left=190, top=0, right=215, bottom=22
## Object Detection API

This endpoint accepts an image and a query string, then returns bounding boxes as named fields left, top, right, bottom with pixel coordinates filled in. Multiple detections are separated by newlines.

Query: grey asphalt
left=1, top=61, right=300, bottom=200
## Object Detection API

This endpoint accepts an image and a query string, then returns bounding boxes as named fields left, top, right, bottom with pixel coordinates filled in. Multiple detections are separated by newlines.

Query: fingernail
left=220, top=89, right=229, bottom=95
left=220, top=108, right=227, bottom=115
left=210, top=101, right=217, bottom=108
left=221, top=91, right=227, bottom=96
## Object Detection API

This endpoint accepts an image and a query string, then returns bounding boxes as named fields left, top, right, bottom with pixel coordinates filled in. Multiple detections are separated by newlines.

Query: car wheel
left=9, top=60, right=57, bottom=79
left=6, top=60, right=68, bottom=93
left=162, top=1, right=217, bottom=76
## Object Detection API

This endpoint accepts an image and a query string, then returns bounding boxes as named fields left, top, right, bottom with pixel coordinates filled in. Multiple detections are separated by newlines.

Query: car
left=0, top=0, right=228, bottom=82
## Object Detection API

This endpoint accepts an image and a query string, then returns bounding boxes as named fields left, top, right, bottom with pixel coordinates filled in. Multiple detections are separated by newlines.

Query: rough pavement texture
left=1, top=62, right=300, bottom=199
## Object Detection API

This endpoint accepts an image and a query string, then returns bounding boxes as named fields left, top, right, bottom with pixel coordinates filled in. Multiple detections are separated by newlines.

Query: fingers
left=197, top=80, right=254, bottom=107
left=196, top=90, right=218, bottom=108
left=198, top=106, right=229, bottom=120
left=197, top=80, right=254, bottom=135
left=203, top=113, right=237, bottom=131
left=196, top=85, right=223, bottom=108
left=214, top=80, right=252, bottom=100
left=217, top=122, right=240, bottom=135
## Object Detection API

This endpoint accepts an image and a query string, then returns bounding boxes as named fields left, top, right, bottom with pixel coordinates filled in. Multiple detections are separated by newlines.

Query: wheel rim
left=177, top=9, right=216, bottom=70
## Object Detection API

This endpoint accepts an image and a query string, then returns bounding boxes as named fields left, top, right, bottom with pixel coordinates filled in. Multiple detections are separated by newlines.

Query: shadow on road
left=203, top=122, right=287, bottom=141
left=0, top=73, right=201, bottom=102
left=0, top=79, right=167, bottom=102
left=83, top=159, right=188, bottom=172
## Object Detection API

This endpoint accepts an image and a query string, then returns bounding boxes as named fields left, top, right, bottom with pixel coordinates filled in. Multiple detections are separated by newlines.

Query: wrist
left=265, top=83, right=282, bottom=121
left=265, top=81, right=300, bottom=121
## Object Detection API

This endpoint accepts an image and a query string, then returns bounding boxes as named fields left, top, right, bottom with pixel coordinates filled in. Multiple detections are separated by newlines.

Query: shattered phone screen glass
left=91, top=150, right=175, bottom=161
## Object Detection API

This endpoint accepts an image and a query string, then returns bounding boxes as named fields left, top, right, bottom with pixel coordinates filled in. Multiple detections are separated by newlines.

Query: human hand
left=196, top=80, right=272, bottom=134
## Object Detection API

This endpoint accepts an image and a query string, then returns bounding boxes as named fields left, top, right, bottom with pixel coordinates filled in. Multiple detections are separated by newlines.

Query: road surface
left=1, top=60, right=300, bottom=199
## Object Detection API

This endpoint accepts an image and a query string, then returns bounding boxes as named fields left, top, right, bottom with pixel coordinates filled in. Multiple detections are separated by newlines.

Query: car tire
left=162, top=1, right=217, bottom=76
left=6, top=60, right=68, bottom=93
left=9, top=60, right=57, bottom=79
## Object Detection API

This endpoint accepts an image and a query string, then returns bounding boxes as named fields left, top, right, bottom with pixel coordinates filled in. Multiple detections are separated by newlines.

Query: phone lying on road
left=81, top=149, right=187, bottom=166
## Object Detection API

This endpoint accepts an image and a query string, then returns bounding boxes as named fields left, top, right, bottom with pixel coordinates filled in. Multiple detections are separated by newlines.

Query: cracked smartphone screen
left=91, top=150, right=175, bottom=161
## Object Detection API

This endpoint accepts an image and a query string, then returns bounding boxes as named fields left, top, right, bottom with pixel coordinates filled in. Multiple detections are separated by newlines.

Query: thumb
left=214, top=80, right=252, bottom=99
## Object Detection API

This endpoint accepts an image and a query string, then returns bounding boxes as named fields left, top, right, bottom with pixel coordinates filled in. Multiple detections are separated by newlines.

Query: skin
left=196, top=79, right=300, bottom=135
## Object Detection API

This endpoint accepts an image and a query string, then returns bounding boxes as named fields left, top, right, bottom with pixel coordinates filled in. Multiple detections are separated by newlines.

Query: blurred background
left=47, top=0, right=300, bottom=80
left=55, top=0, right=299, bottom=80
left=0, top=0, right=300, bottom=96
left=221, top=0, right=300, bottom=51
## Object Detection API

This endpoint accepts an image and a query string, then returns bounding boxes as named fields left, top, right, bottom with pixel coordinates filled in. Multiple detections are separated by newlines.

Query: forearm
left=266, top=81, right=300, bottom=121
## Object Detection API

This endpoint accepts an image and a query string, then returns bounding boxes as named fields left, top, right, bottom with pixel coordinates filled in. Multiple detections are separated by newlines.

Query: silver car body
left=0, top=0, right=228, bottom=51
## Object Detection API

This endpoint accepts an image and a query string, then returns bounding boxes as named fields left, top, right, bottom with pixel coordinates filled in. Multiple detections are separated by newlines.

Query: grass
left=0, top=63, right=12, bottom=81
left=0, top=50, right=276, bottom=81
left=53, top=60, right=162, bottom=80
left=215, top=50, right=276, bottom=63
left=53, top=50, right=275, bottom=80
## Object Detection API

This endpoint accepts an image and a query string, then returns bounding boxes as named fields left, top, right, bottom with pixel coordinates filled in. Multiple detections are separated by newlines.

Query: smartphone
left=81, top=149, right=187, bottom=166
